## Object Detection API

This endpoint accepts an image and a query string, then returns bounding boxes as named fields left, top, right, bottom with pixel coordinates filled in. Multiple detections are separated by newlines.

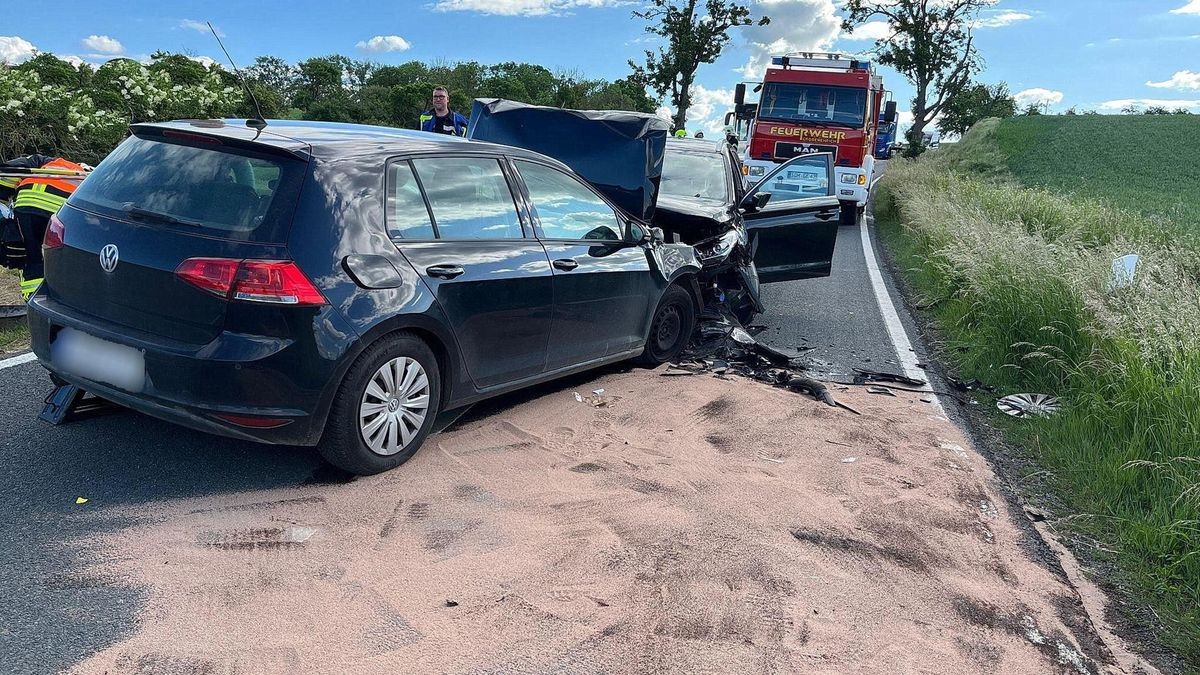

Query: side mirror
left=740, top=191, right=772, bottom=212
left=883, top=101, right=897, bottom=124
left=734, top=83, right=746, bottom=107
left=724, top=111, right=733, bottom=126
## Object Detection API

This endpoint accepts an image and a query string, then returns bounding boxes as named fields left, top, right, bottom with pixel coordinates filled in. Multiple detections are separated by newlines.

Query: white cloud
left=1147, top=70, right=1200, bottom=91
left=431, top=0, right=624, bottom=16
left=974, top=10, right=1032, bottom=28
left=180, top=19, right=222, bottom=37
left=1014, top=87, right=1064, bottom=108
left=1100, top=98, right=1200, bottom=111
left=356, top=35, right=413, bottom=53
left=0, top=35, right=36, bottom=64
left=740, top=0, right=842, bottom=79
left=82, top=35, right=124, bottom=54
left=1170, top=0, right=1200, bottom=15
left=188, top=55, right=218, bottom=68
left=682, top=84, right=737, bottom=135
left=841, top=20, right=892, bottom=41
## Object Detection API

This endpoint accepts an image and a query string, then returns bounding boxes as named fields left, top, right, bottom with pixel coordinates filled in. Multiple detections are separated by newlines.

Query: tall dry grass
left=876, top=119, right=1200, bottom=663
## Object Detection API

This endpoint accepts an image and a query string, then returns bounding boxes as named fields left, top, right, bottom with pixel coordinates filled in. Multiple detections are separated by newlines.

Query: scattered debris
left=866, top=386, right=896, bottom=396
left=445, top=600, right=459, bottom=608
left=947, top=376, right=995, bottom=393
left=826, top=439, right=853, bottom=448
left=75, top=497, right=88, bottom=505
left=671, top=307, right=859, bottom=414
left=852, top=368, right=927, bottom=388
left=573, top=390, right=611, bottom=407
left=758, top=455, right=784, bottom=464
left=842, top=457, right=857, bottom=464
left=996, top=393, right=1061, bottom=418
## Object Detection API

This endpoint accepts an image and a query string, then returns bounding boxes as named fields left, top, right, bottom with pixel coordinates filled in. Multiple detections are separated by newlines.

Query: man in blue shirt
left=419, top=87, right=468, bottom=136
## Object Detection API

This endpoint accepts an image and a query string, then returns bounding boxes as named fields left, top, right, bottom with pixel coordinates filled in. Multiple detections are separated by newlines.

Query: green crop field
left=877, top=116, right=1200, bottom=669
left=992, top=115, right=1200, bottom=228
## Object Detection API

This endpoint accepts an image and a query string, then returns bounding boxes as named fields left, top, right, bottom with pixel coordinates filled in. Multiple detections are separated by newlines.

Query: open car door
left=742, top=153, right=840, bottom=283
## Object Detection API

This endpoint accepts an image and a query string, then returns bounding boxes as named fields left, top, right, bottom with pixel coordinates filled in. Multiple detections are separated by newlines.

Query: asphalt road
left=0, top=194, right=910, bottom=673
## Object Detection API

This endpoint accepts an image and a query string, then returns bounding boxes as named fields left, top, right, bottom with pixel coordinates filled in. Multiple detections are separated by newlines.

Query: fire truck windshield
left=758, top=83, right=867, bottom=128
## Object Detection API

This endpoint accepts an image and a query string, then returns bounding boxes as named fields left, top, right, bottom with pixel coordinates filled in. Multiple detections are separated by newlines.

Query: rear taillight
left=43, top=214, right=65, bottom=249
left=175, top=258, right=325, bottom=306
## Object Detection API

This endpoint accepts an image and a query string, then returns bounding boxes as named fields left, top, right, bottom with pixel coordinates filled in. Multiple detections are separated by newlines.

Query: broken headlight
left=697, top=229, right=741, bottom=262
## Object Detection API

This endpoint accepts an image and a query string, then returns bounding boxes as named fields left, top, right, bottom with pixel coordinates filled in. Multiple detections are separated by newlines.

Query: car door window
left=515, top=161, right=621, bottom=241
left=411, top=157, right=523, bottom=239
left=756, top=154, right=834, bottom=203
left=386, top=161, right=436, bottom=239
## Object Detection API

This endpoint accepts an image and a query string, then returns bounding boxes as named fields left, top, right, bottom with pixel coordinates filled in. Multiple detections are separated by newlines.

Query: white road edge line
left=0, top=351, right=37, bottom=370
left=859, top=214, right=945, bottom=412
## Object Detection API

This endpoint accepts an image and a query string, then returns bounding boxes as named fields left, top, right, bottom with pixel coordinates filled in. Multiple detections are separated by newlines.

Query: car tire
left=840, top=203, right=858, bottom=225
left=637, top=284, right=696, bottom=366
left=319, top=332, right=441, bottom=475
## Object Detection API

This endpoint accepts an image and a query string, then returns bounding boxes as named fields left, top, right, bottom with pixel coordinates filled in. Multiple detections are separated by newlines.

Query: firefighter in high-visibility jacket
left=9, top=156, right=87, bottom=300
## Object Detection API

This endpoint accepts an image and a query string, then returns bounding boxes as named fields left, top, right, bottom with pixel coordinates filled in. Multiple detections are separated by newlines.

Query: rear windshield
left=70, top=134, right=306, bottom=242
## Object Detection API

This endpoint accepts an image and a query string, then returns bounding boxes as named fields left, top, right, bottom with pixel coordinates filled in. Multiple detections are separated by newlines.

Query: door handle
left=816, top=210, right=837, bottom=221
left=425, top=264, right=465, bottom=279
left=552, top=258, right=579, bottom=271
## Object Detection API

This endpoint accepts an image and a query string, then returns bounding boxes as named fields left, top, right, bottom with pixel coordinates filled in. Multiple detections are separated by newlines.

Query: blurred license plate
left=51, top=327, right=145, bottom=393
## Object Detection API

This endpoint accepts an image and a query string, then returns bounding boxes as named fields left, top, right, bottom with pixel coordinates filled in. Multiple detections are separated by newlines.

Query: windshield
left=759, top=83, right=867, bottom=128
left=660, top=151, right=729, bottom=202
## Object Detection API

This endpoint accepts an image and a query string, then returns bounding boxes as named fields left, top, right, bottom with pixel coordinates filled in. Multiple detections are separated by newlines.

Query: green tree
left=936, top=81, right=1015, bottom=136
left=844, top=0, right=988, bottom=156
left=629, top=0, right=767, bottom=131
left=246, top=56, right=298, bottom=107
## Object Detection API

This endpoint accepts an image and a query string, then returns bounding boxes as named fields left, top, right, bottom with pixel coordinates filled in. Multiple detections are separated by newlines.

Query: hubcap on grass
left=359, top=357, right=430, bottom=456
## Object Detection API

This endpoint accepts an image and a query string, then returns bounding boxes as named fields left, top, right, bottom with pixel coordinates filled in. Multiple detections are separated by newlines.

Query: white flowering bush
left=2, top=52, right=245, bottom=164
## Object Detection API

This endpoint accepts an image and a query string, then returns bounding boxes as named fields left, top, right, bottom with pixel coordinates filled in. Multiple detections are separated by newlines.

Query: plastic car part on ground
left=996, top=393, right=1061, bottom=418
left=668, top=306, right=860, bottom=415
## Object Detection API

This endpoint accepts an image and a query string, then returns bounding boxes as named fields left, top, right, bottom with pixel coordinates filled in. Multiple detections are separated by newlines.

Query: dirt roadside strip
left=67, top=369, right=1153, bottom=674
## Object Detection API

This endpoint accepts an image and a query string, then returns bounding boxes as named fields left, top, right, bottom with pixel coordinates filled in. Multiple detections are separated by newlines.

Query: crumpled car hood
left=467, top=99, right=669, bottom=222
left=654, top=194, right=737, bottom=244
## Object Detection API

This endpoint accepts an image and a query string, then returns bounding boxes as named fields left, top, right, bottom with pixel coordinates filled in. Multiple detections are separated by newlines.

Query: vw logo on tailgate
left=99, top=244, right=119, bottom=273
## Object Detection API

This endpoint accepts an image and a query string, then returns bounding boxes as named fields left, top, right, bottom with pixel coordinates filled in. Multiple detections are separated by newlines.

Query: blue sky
left=4, top=0, right=1200, bottom=134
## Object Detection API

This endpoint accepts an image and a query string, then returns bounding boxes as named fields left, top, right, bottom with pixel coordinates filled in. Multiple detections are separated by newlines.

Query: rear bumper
left=27, top=295, right=346, bottom=446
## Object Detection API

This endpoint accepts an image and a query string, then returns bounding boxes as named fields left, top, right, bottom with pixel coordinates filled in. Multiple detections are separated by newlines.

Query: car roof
left=131, top=119, right=573, bottom=169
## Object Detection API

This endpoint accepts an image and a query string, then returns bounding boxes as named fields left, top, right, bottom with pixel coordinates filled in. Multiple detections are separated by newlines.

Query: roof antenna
left=207, top=21, right=267, bottom=135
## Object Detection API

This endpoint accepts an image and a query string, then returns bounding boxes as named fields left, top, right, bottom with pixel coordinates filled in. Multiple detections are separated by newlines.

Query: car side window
left=411, top=157, right=523, bottom=239
left=756, top=154, right=833, bottom=202
left=515, top=160, right=621, bottom=242
left=386, top=161, right=436, bottom=239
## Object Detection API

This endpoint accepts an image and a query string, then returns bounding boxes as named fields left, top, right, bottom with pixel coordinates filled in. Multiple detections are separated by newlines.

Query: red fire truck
left=733, top=52, right=895, bottom=225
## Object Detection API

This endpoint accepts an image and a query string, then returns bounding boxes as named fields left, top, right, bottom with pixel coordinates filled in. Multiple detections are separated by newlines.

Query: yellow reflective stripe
left=20, top=276, right=42, bottom=300
left=14, top=185, right=65, bottom=212
left=0, top=177, right=20, bottom=189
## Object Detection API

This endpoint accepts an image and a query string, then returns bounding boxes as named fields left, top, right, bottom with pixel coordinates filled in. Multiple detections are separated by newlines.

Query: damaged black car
left=469, top=99, right=842, bottom=326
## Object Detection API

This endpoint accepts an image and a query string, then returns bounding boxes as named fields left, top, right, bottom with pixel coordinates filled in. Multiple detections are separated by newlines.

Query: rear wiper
left=122, top=204, right=201, bottom=228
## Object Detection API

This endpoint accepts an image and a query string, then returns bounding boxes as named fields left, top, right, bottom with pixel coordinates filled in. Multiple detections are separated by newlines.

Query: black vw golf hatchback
left=28, top=120, right=706, bottom=474
left=30, top=117, right=835, bottom=473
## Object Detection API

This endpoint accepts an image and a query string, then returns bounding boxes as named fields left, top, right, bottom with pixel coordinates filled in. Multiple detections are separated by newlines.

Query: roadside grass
left=991, top=115, right=1200, bottom=230
left=0, top=267, right=29, bottom=354
left=875, top=120, right=1200, bottom=665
